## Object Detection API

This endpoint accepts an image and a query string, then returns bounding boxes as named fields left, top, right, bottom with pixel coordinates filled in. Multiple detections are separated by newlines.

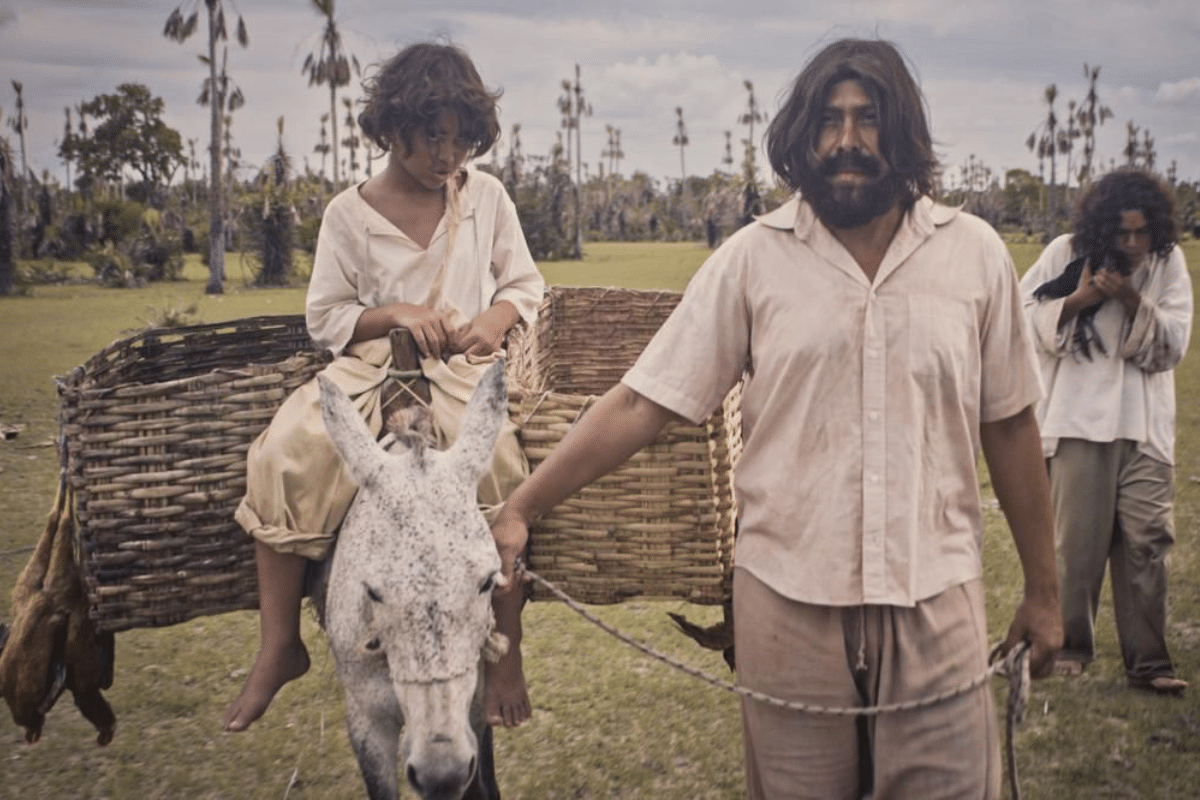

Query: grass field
left=1, top=239, right=1198, bottom=799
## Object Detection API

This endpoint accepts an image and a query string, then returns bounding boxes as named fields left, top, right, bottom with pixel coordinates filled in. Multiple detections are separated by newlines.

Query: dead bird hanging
left=0, top=479, right=116, bottom=745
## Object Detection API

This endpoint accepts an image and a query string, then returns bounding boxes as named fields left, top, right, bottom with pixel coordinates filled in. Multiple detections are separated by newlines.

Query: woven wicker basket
left=58, top=291, right=741, bottom=632
left=57, top=315, right=328, bottom=633
left=508, top=286, right=742, bottom=605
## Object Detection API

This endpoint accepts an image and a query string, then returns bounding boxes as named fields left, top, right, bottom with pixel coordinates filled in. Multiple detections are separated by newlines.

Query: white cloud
left=1112, top=87, right=1140, bottom=104
left=1154, top=77, right=1200, bottom=105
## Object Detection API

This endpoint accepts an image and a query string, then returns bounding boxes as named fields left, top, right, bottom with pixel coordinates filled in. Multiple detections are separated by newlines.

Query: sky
left=1, top=0, right=1198, bottom=193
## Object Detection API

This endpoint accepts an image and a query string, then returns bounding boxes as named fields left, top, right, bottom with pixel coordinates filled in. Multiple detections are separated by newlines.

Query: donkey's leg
left=461, top=724, right=501, bottom=800
left=343, top=684, right=403, bottom=800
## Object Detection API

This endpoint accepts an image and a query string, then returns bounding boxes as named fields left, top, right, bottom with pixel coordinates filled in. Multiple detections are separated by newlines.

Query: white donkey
left=317, top=358, right=509, bottom=800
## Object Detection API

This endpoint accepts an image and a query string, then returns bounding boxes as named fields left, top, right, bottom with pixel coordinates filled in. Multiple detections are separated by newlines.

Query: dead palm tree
left=314, top=112, right=331, bottom=182
left=1026, top=84, right=1066, bottom=236
left=340, top=96, right=361, bottom=185
left=672, top=106, right=689, bottom=184
left=301, top=0, right=360, bottom=194
left=1076, top=64, right=1113, bottom=186
left=60, top=107, right=72, bottom=189
left=163, top=0, right=249, bottom=295
left=558, top=65, right=591, bottom=259
left=0, top=124, right=15, bottom=295
left=738, top=80, right=766, bottom=186
left=8, top=81, right=28, bottom=230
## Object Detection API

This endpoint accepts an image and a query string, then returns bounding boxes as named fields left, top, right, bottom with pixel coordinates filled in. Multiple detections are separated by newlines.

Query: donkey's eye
left=479, top=574, right=497, bottom=594
left=364, top=583, right=383, bottom=603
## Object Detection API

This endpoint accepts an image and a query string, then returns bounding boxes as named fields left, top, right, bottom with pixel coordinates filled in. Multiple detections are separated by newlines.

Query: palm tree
left=602, top=125, right=623, bottom=177
left=60, top=107, right=72, bottom=190
left=301, top=0, right=360, bottom=194
left=0, top=123, right=15, bottom=295
left=341, top=96, right=361, bottom=185
left=314, top=113, right=331, bottom=181
left=163, top=0, right=249, bottom=295
left=672, top=107, right=689, bottom=184
left=738, top=80, right=767, bottom=187
left=8, top=81, right=28, bottom=229
left=1025, top=84, right=1066, bottom=234
left=1076, top=64, right=1113, bottom=186
left=558, top=65, right=591, bottom=259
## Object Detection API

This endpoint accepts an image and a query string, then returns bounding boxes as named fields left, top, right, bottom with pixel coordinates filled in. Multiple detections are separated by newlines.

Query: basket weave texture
left=59, top=290, right=742, bottom=632
left=508, top=286, right=742, bottom=605
left=58, top=315, right=327, bottom=633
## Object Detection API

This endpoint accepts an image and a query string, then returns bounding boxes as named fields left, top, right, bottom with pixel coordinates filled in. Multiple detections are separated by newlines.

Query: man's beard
left=804, top=151, right=905, bottom=230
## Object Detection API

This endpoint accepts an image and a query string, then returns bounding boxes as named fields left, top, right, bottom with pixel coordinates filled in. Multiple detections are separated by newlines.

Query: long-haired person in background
left=1021, top=169, right=1191, bottom=696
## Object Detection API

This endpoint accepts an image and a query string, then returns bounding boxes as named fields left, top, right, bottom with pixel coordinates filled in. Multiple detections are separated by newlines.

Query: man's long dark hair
left=766, top=38, right=938, bottom=207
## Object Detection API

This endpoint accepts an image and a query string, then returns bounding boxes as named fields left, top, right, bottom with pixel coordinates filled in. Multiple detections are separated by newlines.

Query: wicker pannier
left=57, top=315, right=328, bottom=633
left=508, top=286, right=742, bottom=605
left=57, top=290, right=742, bottom=632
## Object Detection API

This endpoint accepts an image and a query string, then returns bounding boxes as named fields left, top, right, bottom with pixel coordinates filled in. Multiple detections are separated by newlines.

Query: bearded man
left=491, top=37, right=1063, bottom=799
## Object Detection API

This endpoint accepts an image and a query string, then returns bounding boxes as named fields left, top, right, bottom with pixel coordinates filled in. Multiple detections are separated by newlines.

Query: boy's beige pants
left=234, top=337, right=527, bottom=560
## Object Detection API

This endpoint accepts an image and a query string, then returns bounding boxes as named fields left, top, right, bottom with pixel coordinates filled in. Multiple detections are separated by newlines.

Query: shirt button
left=868, top=411, right=879, bottom=422
left=866, top=348, right=878, bottom=358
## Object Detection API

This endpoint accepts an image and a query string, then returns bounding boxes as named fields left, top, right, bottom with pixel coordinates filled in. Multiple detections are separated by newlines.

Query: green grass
left=1, top=240, right=1198, bottom=799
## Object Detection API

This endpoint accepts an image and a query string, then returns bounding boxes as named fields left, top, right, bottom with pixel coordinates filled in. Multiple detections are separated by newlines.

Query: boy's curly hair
left=1072, top=169, right=1178, bottom=264
left=357, top=41, right=502, bottom=158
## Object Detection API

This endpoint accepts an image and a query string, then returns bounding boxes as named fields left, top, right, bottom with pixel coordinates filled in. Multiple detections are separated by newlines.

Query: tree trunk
left=205, top=5, right=225, bottom=295
left=0, top=165, right=14, bottom=295
left=329, top=83, right=339, bottom=192
left=573, top=125, right=582, bottom=259
left=204, top=11, right=225, bottom=293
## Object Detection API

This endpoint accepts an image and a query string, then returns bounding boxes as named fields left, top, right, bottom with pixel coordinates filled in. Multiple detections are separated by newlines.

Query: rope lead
left=522, top=567, right=1031, bottom=797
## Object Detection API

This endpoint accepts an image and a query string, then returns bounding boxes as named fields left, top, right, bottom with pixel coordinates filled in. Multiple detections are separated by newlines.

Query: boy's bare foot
left=484, top=646, right=531, bottom=728
left=222, top=640, right=310, bottom=732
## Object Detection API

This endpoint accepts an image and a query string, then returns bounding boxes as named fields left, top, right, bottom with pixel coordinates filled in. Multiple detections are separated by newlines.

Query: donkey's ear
left=318, top=374, right=388, bottom=487
left=446, top=358, right=507, bottom=484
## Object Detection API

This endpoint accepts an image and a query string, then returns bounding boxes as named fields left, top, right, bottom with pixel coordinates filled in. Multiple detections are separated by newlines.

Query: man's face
left=807, top=78, right=902, bottom=229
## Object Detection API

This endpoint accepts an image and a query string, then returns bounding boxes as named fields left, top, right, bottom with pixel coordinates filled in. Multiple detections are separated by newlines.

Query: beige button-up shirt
left=306, top=164, right=544, bottom=356
left=623, top=196, right=1041, bottom=607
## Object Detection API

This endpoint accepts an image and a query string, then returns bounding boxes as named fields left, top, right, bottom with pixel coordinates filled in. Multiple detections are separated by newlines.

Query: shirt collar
left=757, top=193, right=962, bottom=285
left=759, top=193, right=960, bottom=239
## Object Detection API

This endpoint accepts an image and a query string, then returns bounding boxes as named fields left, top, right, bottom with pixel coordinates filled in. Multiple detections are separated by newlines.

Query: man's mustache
left=819, top=151, right=883, bottom=179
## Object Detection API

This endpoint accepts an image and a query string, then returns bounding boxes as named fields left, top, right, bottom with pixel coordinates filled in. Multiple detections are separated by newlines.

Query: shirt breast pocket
left=906, top=293, right=977, bottom=391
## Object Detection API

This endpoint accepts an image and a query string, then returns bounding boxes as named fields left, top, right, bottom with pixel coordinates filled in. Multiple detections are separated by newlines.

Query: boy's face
left=1113, top=209, right=1152, bottom=268
left=394, top=110, right=472, bottom=192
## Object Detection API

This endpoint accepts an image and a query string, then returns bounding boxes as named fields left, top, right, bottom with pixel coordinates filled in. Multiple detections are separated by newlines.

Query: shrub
left=95, top=198, right=146, bottom=245
left=83, top=241, right=138, bottom=287
left=132, top=212, right=184, bottom=282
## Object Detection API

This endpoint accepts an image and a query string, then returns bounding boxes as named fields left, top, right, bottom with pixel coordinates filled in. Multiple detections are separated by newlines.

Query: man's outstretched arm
left=492, top=383, right=680, bottom=589
left=980, top=405, right=1064, bottom=678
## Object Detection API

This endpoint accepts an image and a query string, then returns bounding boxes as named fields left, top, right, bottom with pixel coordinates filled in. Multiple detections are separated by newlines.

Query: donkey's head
left=319, top=358, right=509, bottom=800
